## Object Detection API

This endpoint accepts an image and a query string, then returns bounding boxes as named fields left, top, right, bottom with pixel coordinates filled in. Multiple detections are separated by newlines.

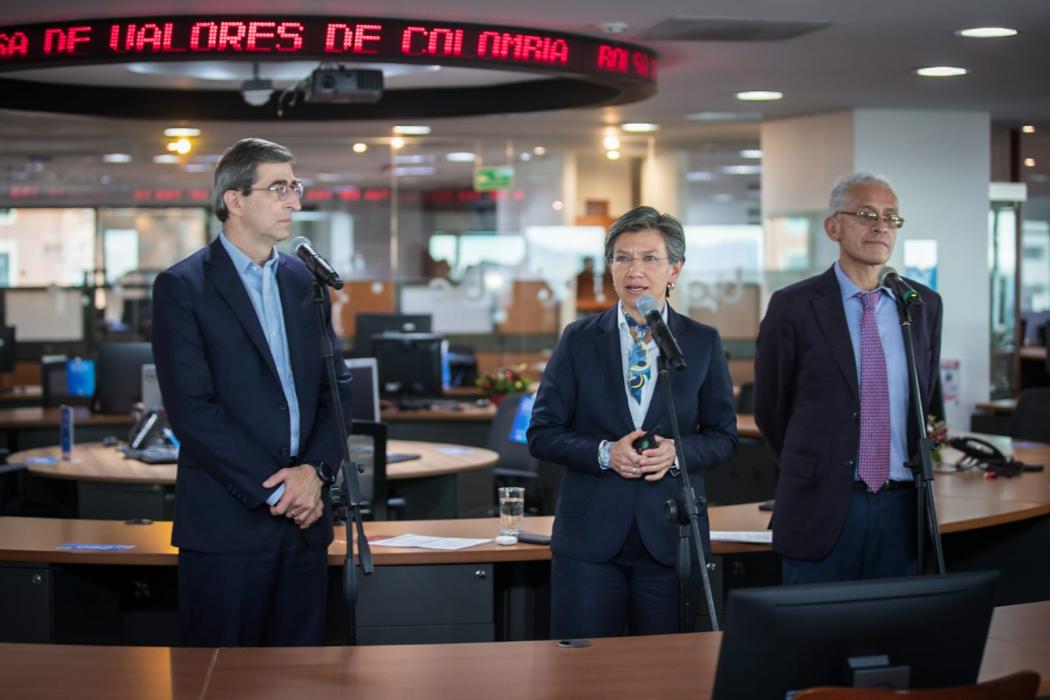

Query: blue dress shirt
left=218, top=232, right=301, bottom=505
left=833, top=262, right=911, bottom=482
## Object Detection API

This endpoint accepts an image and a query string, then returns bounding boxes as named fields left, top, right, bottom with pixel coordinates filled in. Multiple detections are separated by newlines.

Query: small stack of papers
left=710, top=531, right=772, bottom=544
left=370, top=534, right=491, bottom=550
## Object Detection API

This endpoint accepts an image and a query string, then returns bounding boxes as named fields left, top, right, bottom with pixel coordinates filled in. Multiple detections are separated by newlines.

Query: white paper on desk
left=711, top=531, right=772, bottom=544
left=370, top=534, right=491, bottom=550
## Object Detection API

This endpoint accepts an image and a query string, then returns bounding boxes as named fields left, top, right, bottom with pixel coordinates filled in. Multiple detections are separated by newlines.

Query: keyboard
left=125, top=446, right=178, bottom=464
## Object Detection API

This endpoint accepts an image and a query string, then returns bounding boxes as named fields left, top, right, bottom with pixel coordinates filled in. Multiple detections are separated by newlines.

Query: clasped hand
left=263, top=465, right=324, bottom=528
left=609, top=429, right=676, bottom=481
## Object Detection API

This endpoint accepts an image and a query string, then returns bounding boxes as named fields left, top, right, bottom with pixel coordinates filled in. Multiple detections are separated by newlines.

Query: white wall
left=761, top=111, right=854, bottom=215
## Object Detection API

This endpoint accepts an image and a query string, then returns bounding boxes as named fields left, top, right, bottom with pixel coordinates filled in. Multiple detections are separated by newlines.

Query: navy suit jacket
left=527, top=306, right=738, bottom=566
left=754, top=266, right=942, bottom=561
left=151, top=237, right=353, bottom=554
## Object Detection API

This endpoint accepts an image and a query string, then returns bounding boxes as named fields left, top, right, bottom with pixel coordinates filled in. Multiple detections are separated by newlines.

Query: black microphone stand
left=310, top=281, right=374, bottom=644
left=893, top=295, right=946, bottom=575
left=656, top=354, right=720, bottom=632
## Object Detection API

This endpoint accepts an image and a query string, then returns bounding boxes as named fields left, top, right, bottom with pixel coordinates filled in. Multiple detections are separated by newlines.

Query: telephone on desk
left=121, top=409, right=179, bottom=464
left=946, top=436, right=1044, bottom=477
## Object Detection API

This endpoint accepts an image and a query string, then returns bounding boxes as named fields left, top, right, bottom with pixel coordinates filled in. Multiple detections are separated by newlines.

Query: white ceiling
left=0, top=0, right=1048, bottom=193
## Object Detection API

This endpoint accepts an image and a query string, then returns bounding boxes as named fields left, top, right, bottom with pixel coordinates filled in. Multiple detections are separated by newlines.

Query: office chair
left=1008, top=387, right=1050, bottom=443
left=487, top=393, right=560, bottom=515
left=793, top=669, right=1039, bottom=700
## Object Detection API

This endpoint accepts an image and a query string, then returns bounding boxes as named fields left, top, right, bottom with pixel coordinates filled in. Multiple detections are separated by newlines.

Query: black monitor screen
left=508, top=394, right=535, bottom=445
left=345, top=357, right=380, bottom=422
left=355, top=313, right=431, bottom=354
left=0, top=326, right=14, bottom=373
left=371, top=333, right=447, bottom=400
left=711, top=571, right=998, bottom=699
left=94, top=341, right=154, bottom=413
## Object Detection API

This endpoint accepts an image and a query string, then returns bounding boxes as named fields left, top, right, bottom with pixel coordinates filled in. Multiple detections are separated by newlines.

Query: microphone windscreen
left=878, top=266, right=899, bottom=286
left=637, top=294, right=660, bottom=317
left=290, top=236, right=311, bottom=254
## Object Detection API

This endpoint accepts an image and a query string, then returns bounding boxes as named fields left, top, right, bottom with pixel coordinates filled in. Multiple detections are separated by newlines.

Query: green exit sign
left=474, top=166, right=514, bottom=191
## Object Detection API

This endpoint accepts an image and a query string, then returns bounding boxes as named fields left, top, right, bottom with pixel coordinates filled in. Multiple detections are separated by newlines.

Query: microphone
left=878, top=266, right=921, bottom=306
left=637, top=295, right=687, bottom=370
left=291, top=236, right=343, bottom=290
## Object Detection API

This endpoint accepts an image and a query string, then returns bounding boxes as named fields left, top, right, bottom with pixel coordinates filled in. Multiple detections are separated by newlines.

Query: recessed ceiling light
left=184, top=163, right=212, bottom=173
left=102, top=153, right=132, bottom=163
left=390, top=137, right=405, bottom=149
left=722, top=164, right=762, bottom=175
left=739, top=149, right=763, bottom=159
left=352, top=142, right=368, bottom=154
left=172, top=138, right=192, bottom=155
left=603, top=135, right=621, bottom=150
left=393, top=125, right=431, bottom=135
left=956, top=27, right=1018, bottom=39
left=394, top=154, right=435, bottom=164
left=446, top=152, right=476, bottom=162
left=552, top=200, right=564, bottom=211
left=621, top=122, right=659, bottom=133
left=153, top=154, right=180, bottom=164
left=1022, top=125, right=1036, bottom=134
left=519, top=152, right=532, bottom=162
left=533, top=146, right=547, bottom=156
left=164, top=127, right=200, bottom=137
left=1024, top=157, right=1036, bottom=168
left=606, top=150, right=621, bottom=160
left=393, top=166, right=435, bottom=176
left=916, top=66, right=968, bottom=77
left=736, top=91, right=783, bottom=101
left=687, top=171, right=716, bottom=182
left=687, top=111, right=762, bottom=122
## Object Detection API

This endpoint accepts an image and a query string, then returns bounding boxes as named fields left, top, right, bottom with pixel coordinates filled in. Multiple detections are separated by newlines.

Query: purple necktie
left=857, top=291, right=890, bottom=492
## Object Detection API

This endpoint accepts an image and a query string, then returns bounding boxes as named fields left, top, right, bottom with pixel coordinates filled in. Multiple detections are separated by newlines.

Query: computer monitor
left=93, top=342, right=154, bottom=413
left=711, top=571, right=999, bottom=699
left=507, top=394, right=536, bottom=445
left=0, top=326, right=15, bottom=373
left=354, top=313, right=432, bottom=355
left=345, top=357, right=380, bottom=422
left=371, top=333, right=448, bottom=401
left=141, top=363, right=163, bottom=411
left=122, top=298, right=153, bottom=337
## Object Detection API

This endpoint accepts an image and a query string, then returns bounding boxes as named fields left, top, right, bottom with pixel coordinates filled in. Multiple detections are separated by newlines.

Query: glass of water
left=498, top=486, right=525, bottom=536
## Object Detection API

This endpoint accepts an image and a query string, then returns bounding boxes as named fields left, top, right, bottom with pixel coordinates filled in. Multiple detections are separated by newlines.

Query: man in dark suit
left=152, top=138, right=352, bottom=646
left=528, top=206, right=737, bottom=638
left=755, top=173, right=942, bottom=584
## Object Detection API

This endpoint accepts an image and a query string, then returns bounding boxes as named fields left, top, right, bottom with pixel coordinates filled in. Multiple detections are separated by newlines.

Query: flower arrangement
left=927, top=415, right=949, bottom=464
left=476, top=365, right=531, bottom=397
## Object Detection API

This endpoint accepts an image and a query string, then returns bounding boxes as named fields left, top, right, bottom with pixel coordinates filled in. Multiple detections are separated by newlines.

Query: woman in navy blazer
left=528, top=206, right=737, bottom=638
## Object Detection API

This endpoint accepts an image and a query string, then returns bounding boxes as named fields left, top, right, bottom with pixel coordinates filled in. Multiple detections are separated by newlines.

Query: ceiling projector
left=304, top=67, right=384, bottom=104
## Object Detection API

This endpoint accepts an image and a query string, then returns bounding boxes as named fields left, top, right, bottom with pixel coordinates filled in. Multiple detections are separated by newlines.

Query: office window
left=0, top=208, right=95, bottom=286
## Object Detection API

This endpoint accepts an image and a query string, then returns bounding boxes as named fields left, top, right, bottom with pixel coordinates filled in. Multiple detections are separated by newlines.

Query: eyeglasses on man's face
left=610, top=254, right=671, bottom=270
left=245, top=180, right=305, bottom=200
left=836, top=208, right=905, bottom=229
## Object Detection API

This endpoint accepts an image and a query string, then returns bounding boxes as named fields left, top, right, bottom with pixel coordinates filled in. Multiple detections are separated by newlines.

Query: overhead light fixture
left=390, top=137, right=405, bottom=149
left=393, top=125, right=431, bottom=135
left=352, top=142, right=368, bottom=153
left=603, top=134, right=621, bottom=150
left=916, top=66, right=968, bottom=77
left=102, top=153, right=132, bottom=163
left=446, top=152, right=475, bottom=162
left=552, top=200, right=564, bottom=211
left=722, top=164, right=762, bottom=175
left=393, top=166, right=435, bottom=177
left=519, top=152, right=532, bottom=162
left=687, top=111, right=762, bottom=122
left=687, top=171, right=716, bottom=182
left=621, top=122, right=659, bottom=133
left=606, top=150, right=621, bottom=160
left=533, top=146, right=547, bottom=156
left=1024, top=157, right=1036, bottom=168
left=184, top=163, right=212, bottom=173
left=241, top=63, right=274, bottom=107
left=394, top=154, right=435, bottom=164
left=172, top=138, right=192, bottom=155
left=163, top=127, right=200, bottom=138
left=1022, top=125, right=1036, bottom=134
left=956, top=27, right=1018, bottom=39
left=736, top=91, right=783, bottom=101
left=153, top=154, right=180, bottom=164
left=739, top=149, right=763, bottom=159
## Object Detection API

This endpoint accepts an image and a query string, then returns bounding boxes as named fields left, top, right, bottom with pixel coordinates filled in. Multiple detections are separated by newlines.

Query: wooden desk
left=975, top=398, right=1018, bottom=415
left=0, top=385, right=42, bottom=407
left=1, top=601, right=1047, bottom=699
left=735, top=413, right=760, bottom=439
left=381, top=402, right=496, bottom=423
left=0, top=406, right=133, bottom=453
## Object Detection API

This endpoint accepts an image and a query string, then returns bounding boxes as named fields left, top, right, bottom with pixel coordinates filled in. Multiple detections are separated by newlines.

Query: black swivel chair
left=1008, top=388, right=1050, bottom=444
left=488, top=394, right=561, bottom=515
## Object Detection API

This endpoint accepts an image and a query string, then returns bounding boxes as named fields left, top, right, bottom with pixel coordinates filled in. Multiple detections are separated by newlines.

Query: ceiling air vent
left=637, top=16, right=835, bottom=42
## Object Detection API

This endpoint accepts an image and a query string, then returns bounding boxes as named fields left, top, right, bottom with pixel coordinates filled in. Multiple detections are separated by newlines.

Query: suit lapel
left=811, top=266, right=859, bottom=402
left=204, top=238, right=281, bottom=383
left=596, top=307, right=634, bottom=433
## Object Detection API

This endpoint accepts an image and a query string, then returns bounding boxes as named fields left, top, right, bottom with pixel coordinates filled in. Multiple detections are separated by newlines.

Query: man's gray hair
left=604, top=206, right=686, bottom=264
left=828, top=173, right=895, bottom=215
left=212, top=138, right=294, bottom=222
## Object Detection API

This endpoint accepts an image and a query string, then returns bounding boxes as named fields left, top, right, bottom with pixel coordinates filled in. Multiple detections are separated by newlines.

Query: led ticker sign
left=0, top=16, right=657, bottom=84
